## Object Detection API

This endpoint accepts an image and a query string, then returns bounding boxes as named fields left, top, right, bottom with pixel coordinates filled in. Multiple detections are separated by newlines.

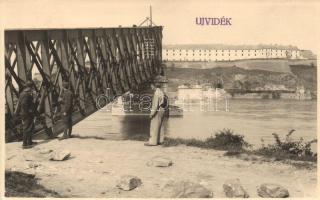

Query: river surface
left=73, top=99, right=317, bottom=150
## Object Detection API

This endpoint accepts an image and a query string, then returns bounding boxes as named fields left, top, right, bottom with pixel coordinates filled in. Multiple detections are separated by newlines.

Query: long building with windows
left=162, top=45, right=305, bottom=61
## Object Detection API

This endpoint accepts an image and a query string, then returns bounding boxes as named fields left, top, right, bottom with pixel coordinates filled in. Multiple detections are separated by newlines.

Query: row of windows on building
left=165, top=49, right=290, bottom=53
left=166, top=53, right=285, bottom=56
left=164, top=58, right=292, bottom=61
left=167, top=58, right=246, bottom=61
left=162, top=49, right=302, bottom=61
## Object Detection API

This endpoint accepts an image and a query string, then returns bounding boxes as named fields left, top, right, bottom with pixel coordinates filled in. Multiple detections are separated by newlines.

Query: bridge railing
left=5, top=26, right=163, bottom=141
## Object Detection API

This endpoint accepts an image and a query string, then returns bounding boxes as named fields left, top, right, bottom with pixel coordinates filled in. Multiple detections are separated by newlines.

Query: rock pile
left=257, top=183, right=290, bottom=198
left=147, top=156, right=173, bottom=167
left=162, top=180, right=213, bottom=198
left=49, top=150, right=71, bottom=161
left=116, top=175, right=142, bottom=191
left=223, top=179, right=249, bottom=198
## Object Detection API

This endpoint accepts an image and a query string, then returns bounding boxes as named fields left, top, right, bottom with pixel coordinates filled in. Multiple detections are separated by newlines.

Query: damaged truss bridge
left=5, top=26, right=163, bottom=141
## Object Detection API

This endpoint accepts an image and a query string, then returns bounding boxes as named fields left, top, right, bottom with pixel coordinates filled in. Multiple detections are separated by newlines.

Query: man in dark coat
left=16, top=81, right=36, bottom=149
left=59, top=81, right=74, bottom=139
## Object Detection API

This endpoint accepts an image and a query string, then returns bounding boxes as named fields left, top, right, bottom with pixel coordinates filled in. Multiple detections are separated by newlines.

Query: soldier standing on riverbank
left=15, top=81, right=36, bottom=149
left=59, top=81, right=74, bottom=139
left=145, top=81, right=167, bottom=146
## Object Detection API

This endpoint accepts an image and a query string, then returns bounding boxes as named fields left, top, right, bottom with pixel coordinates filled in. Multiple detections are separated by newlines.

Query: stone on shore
left=162, top=180, right=213, bottom=198
left=49, top=150, right=71, bottom=161
left=116, top=175, right=142, bottom=191
left=223, top=179, right=249, bottom=198
left=147, top=156, right=173, bottom=167
left=257, top=183, right=289, bottom=198
left=39, top=149, right=53, bottom=154
left=28, top=162, right=40, bottom=169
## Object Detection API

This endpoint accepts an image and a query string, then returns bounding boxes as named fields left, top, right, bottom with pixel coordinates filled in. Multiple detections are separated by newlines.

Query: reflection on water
left=73, top=99, right=317, bottom=150
left=119, top=115, right=150, bottom=141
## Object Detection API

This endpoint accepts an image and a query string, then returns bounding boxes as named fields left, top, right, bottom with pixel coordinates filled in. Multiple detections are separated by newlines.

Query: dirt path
left=5, top=137, right=317, bottom=198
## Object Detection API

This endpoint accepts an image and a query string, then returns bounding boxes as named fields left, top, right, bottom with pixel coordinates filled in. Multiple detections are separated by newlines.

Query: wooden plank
left=16, top=32, right=30, bottom=83
left=75, top=31, right=87, bottom=112
left=5, top=80, right=14, bottom=116
left=40, top=31, right=54, bottom=129
left=5, top=56, right=23, bottom=89
left=5, top=31, right=19, bottom=43
left=103, top=29, right=119, bottom=96
left=96, top=37, right=109, bottom=95
left=86, top=31, right=99, bottom=102
left=109, top=29, right=126, bottom=93
left=119, top=29, right=135, bottom=88
left=121, top=28, right=138, bottom=87
left=127, top=28, right=142, bottom=85
left=132, top=28, right=146, bottom=82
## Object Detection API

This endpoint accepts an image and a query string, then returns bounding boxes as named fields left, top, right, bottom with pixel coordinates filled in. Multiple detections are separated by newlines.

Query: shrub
left=207, top=129, right=251, bottom=151
left=163, top=129, right=317, bottom=164
left=163, top=129, right=250, bottom=152
left=254, top=130, right=317, bottom=162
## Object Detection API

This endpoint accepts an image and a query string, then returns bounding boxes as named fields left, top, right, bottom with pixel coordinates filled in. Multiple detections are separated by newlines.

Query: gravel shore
left=5, top=136, right=317, bottom=198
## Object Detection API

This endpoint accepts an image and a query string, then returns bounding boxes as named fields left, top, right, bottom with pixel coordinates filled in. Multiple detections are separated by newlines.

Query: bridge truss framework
left=5, top=26, right=163, bottom=140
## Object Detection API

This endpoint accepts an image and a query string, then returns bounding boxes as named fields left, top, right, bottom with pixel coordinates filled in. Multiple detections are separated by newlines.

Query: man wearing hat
left=16, top=81, right=36, bottom=149
left=59, top=81, right=74, bottom=139
left=145, top=80, right=168, bottom=146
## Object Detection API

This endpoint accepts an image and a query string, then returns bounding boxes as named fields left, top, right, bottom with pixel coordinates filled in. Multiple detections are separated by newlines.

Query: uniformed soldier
left=16, top=81, right=36, bottom=149
left=145, top=82, right=168, bottom=146
left=59, top=81, right=74, bottom=139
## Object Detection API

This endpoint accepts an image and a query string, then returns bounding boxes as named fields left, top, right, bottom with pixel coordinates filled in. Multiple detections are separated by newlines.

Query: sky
left=1, top=0, right=320, bottom=52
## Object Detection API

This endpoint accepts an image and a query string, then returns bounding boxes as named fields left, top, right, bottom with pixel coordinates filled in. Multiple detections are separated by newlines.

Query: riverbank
left=162, top=129, right=317, bottom=164
left=5, top=137, right=317, bottom=198
left=165, top=65, right=317, bottom=99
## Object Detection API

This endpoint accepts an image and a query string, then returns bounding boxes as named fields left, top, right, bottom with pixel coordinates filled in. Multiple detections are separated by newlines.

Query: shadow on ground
left=5, top=171, right=65, bottom=197
left=70, top=135, right=109, bottom=140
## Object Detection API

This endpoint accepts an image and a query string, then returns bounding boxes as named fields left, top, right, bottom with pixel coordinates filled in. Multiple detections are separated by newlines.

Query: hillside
left=290, top=64, right=317, bottom=92
left=165, top=64, right=316, bottom=97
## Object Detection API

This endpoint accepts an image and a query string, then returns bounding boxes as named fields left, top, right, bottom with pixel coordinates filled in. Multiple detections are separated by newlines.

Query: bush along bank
left=162, top=129, right=317, bottom=163
left=253, top=130, right=317, bottom=162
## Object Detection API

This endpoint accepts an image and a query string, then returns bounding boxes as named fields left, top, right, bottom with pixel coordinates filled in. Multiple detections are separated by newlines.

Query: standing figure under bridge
left=59, top=81, right=74, bottom=139
left=15, top=81, right=37, bottom=149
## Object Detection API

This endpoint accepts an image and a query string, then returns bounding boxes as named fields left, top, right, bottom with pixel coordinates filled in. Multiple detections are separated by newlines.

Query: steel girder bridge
left=5, top=26, right=163, bottom=141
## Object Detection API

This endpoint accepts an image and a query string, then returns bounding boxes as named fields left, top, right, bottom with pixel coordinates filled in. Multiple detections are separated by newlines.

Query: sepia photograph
left=1, top=0, right=319, bottom=198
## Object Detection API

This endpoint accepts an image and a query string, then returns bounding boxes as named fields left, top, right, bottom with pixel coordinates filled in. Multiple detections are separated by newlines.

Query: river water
left=73, top=99, right=317, bottom=151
